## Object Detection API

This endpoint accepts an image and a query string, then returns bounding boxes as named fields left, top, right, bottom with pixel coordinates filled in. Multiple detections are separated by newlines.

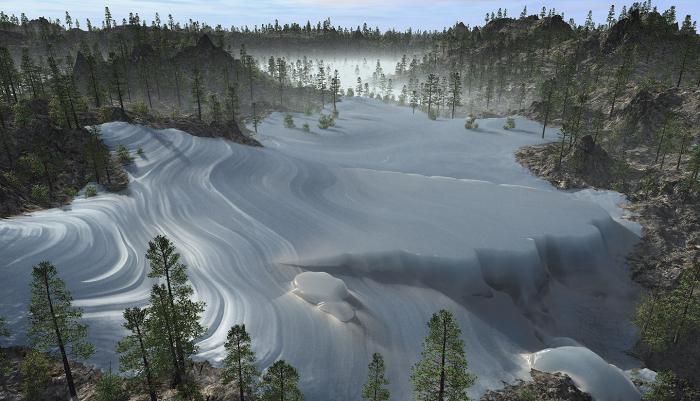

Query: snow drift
left=0, top=98, right=641, bottom=400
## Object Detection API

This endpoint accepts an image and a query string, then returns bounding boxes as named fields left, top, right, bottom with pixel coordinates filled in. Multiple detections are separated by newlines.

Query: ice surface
left=528, top=346, right=641, bottom=400
left=0, top=98, right=642, bottom=400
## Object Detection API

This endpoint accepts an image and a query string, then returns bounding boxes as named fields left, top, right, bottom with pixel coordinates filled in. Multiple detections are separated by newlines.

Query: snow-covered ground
left=0, top=98, right=642, bottom=400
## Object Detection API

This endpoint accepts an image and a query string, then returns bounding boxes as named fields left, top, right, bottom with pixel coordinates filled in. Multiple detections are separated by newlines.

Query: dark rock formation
left=480, top=370, right=593, bottom=401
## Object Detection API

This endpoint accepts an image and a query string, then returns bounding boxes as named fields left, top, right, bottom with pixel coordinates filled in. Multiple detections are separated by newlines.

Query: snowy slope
left=0, top=98, right=641, bottom=400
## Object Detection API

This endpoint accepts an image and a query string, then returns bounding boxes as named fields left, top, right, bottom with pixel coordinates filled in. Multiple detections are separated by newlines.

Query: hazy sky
left=2, top=1, right=698, bottom=31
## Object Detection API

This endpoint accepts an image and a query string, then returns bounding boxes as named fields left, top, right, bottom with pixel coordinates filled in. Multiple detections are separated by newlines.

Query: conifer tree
left=225, top=84, right=239, bottom=122
left=145, top=235, right=205, bottom=387
left=448, top=71, right=462, bottom=119
left=85, top=126, right=111, bottom=184
left=362, top=353, right=390, bottom=401
left=607, top=5, right=616, bottom=28
left=330, top=69, right=341, bottom=112
left=410, top=90, right=418, bottom=114
left=28, top=261, right=94, bottom=400
left=317, top=64, right=326, bottom=107
left=0, top=316, right=8, bottom=376
left=116, top=307, right=158, bottom=401
left=222, top=324, right=259, bottom=401
left=411, top=310, right=476, bottom=401
left=539, top=78, right=555, bottom=138
left=260, top=360, right=305, bottom=401
left=277, top=57, right=286, bottom=107
left=191, top=67, right=204, bottom=120
left=424, top=73, right=438, bottom=115
left=209, top=93, right=222, bottom=123
left=109, top=53, right=125, bottom=115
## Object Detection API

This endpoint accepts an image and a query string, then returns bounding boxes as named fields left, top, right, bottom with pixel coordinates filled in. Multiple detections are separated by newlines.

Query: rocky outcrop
left=0, top=347, right=102, bottom=401
left=480, top=370, right=593, bottom=401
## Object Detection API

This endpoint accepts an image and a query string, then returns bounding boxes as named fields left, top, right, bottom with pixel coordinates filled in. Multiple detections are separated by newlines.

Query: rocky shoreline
left=516, top=137, right=700, bottom=387
left=0, top=345, right=594, bottom=401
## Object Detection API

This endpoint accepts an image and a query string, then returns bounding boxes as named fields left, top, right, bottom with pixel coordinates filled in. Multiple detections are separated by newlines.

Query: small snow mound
left=527, top=346, right=640, bottom=401
left=292, top=272, right=354, bottom=322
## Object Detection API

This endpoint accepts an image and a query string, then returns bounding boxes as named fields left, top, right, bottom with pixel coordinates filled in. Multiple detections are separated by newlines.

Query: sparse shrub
left=284, top=114, right=296, bottom=128
left=13, top=100, right=34, bottom=127
left=31, top=184, right=49, bottom=203
left=95, top=371, right=129, bottom=401
left=347, top=88, right=355, bottom=97
left=428, top=109, right=438, bottom=120
left=116, top=144, right=132, bottom=164
left=643, top=370, right=676, bottom=401
left=20, top=350, right=51, bottom=401
left=2, top=170, right=20, bottom=187
left=504, top=117, right=515, bottom=130
left=465, top=116, right=479, bottom=130
left=519, top=389, right=537, bottom=401
left=85, top=185, right=98, bottom=198
left=318, top=114, right=335, bottom=129
left=48, top=96, right=69, bottom=127
left=98, top=106, right=114, bottom=123
left=63, top=187, right=77, bottom=198
left=137, top=147, right=144, bottom=157
left=132, top=101, right=149, bottom=115
left=302, top=123, right=310, bottom=132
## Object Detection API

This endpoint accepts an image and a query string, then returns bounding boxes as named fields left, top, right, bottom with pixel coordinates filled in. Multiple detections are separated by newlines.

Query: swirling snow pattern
left=0, top=98, right=641, bottom=400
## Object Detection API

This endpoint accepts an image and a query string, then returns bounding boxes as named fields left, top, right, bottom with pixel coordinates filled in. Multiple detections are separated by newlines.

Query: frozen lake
left=0, top=98, right=642, bottom=400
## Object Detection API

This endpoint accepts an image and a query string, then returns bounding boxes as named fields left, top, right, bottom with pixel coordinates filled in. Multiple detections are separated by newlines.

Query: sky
left=2, top=1, right=699, bottom=31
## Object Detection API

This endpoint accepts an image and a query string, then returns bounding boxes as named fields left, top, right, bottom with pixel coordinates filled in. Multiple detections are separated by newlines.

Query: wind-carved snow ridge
left=0, top=98, right=642, bottom=400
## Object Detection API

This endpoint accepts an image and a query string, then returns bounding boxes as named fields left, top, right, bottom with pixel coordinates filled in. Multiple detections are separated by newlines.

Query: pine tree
left=448, top=71, right=462, bottom=119
left=411, top=310, right=476, bottom=401
left=222, top=324, right=259, bottom=401
left=85, top=126, right=111, bottom=184
left=424, top=73, right=439, bottom=115
left=225, top=84, right=239, bottom=122
left=109, top=53, right=125, bottom=115
left=209, top=93, right=222, bottom=123
left=260, top=360, right=305, bottom=401
left=539, top=78, right=555, bottom=138
left=607, top=5, right=616, bottom=28
left=277, top=57, right=286, bottom=107
left=0, top=316, right=8, bottom=376
left=116, top=307, right=158, bottom=401
left=28, top=261, right=94, bottom=399
left=362, top=353, right=390, bottom=401
left=145, top=235, right=206, bottom=387
left=191, top=67, right=204, bottom=120
left=410, top=90, right=418, bottom=113
left=317, top=64, right=326, bottom=107
left=330, top=69, right=341, bottom=112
